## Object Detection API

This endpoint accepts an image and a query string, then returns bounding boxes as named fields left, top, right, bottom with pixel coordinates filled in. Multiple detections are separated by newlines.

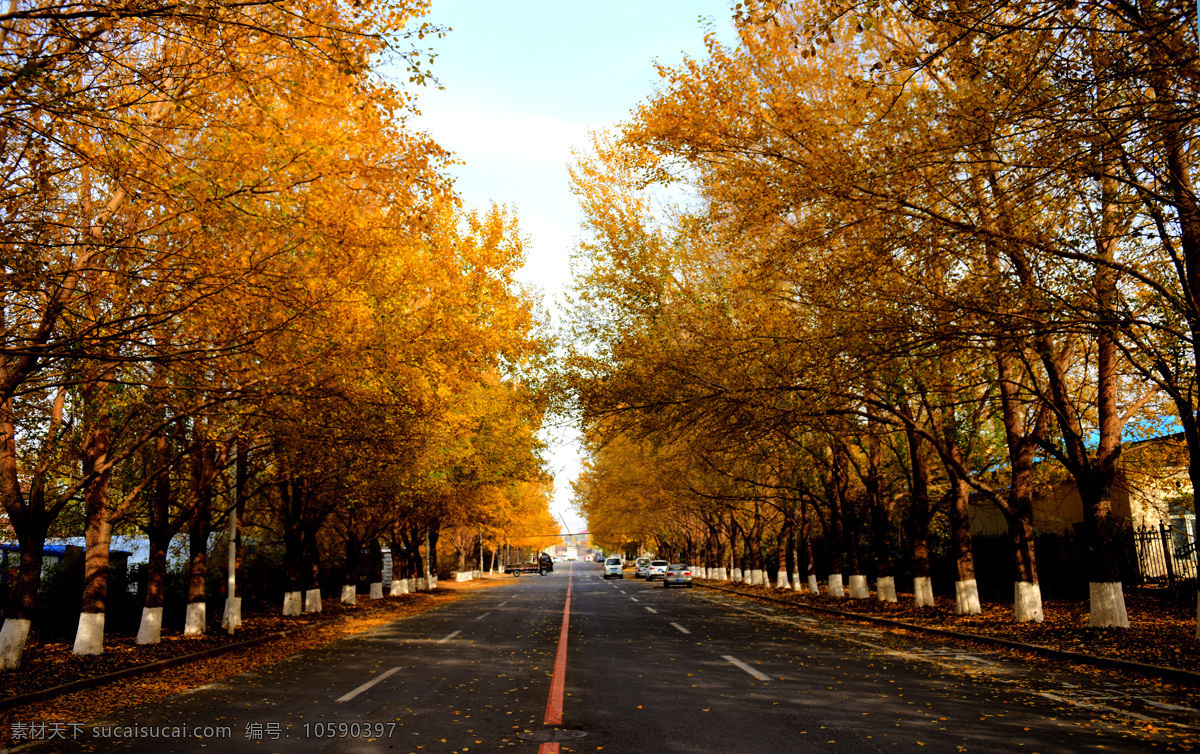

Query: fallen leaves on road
left=699, top=581, right=1200, bottom=674
left=0, top=577, right=502, bottom=744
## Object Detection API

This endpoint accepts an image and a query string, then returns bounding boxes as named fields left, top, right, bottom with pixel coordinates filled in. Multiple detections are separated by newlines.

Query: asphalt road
left=13, top=562, right=1200, bottom=753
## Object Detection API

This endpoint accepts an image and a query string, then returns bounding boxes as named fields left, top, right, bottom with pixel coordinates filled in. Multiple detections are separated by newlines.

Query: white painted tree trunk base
left=429, top=575, right=438, bottom=589
left=1014, top=581, right=1043, bottom=623
left=790, top=572, right=801, bottom=590
left=184, top=602, right=206, bottom=635
left=1088, top=582, right=1129, bottom=628
left=283, top=591, right=302, bottom=616
left=222, top=597, right=242, bottom=631
left=848, top=574, right=869, bottom=599
left=876, top=576, right=897, bottom=602
left=0, top=618, right=32, bottom=668
left=955, top=579, right=982, bottom=615
left=776, top=571, right=791, bottom=589
left=407, top=577, right=417, bottom=592
left=73, top=612, right=105, bottom=655
left=731, top=568, right=742, bottom=583
left=304, top=589, right=323, bottom=613
left=416, top=577, right=427, bottom=591
left=914, top=576, right=934, bottom=607
left=341, top=585, right=356, bottom=605
left=828, top=573, right=844, bottom=597
left=390, top=579, right=408, bottom=596
left=136, top=607, right=164, bottom=645
left=807, top=574, right=819, bottom=594
left=369, top=582, right=383, bottom=599
left=716, top=568, right=728, bottom=581
left=750, top=569, right=764, bottom=586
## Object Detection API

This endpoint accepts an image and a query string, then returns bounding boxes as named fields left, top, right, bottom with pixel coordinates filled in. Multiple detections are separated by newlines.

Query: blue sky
left=407, top=1, right=739, bottom=535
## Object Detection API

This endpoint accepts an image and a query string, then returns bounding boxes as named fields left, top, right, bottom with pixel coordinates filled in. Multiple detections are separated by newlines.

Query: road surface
left=13, top=561, right=1200, bottom=752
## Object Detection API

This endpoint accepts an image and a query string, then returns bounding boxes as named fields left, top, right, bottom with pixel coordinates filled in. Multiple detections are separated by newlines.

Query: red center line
left=538, top=564, right=573, bottom=754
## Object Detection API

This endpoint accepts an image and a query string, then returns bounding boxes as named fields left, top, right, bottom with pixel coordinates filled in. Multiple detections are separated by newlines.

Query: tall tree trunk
left=823, top=462, right=846, bottom=597
left=782, top=513, right=796, bottom=589
left=428, top=519, right=441, bottom=588
left=222, top=435, right=248, bottom=632
left=1152, top=65, right=1200, bottom=638
left=799, top=501, right=818, bottom=594
left=281, top=479, right=304, bottom=616
left=410, top=523, right=426, bottom=589
left=389, top=523, right=409, bottom=596
left=138, top=432, right=172, bottom=644
left=863, top=417, right=895, bottom=602
left=0, top=397, right=53, bottom=667
left=870, top=489, right=896, bottom=603
left=997, top=367, right=1046, bottom=623
left=904, top=421, right=934, bottom=607
left=841, top=493, right=866, bottom=599
left=184, top=436, right=215, bottom=635
left=749, top=511, right=765, bottom=586
left=368, top=539, right=384, bottom=598
left=342, top=531, right=362, bottom=605
left=1087, top=156, right=1129, bottom=626
left=74, top=423, right=112, bottom=655
left=833, top=441, right=866, bottom=599
left=947, top=470, right=979, bottom=615
left=927, top=382, right=980, bottom=615
left=302, top=519, right=323, bottom=613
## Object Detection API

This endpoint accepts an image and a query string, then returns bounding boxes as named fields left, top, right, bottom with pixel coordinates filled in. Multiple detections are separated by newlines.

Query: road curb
left=696, top=581, right=1200, bottom=686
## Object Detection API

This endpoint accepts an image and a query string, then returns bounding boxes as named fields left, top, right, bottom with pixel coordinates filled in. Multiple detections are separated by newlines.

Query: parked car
left=603, top=557, right=624, bottom=579
left=646, top=560, right=669, bottom=581
left=634, top=557, right=652, bottom=578
left=662, top=564, right=692, bottom=588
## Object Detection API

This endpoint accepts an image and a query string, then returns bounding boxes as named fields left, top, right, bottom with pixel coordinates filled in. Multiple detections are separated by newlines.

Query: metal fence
left=1133, top=523, right=1198, bottom=585
left=964, top=524, right=1197, bottom=599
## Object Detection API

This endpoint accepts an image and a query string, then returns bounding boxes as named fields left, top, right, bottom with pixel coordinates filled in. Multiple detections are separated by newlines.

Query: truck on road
left=504, top=553, right=553, bottom=576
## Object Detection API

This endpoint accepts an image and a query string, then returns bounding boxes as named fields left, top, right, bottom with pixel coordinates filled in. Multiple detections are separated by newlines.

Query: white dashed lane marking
left=336, top=667, right=401, bottom=702
left=437, top=630, right=461, bottom=644
left=723, top=655, right=770, bottom=681
left=671, top=623, right=691, bottom=634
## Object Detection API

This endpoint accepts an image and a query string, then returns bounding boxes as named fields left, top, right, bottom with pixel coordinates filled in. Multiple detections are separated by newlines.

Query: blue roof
left=0, top=543, right=130, bottom=556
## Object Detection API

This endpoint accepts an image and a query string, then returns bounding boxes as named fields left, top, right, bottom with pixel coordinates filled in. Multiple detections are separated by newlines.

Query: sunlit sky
left=407, top=1, right=739, bottom=537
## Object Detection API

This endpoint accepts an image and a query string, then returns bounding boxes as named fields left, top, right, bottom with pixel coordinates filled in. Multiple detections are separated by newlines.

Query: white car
left=663, top=564, right=692, bottom=588
left=603, top=557, right=623, bottom=579
left=634, top=557, right=652, bottom=578
left=646, top=560, right=669, bottom=581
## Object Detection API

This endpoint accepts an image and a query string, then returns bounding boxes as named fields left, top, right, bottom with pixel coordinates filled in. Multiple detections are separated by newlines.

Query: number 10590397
left=303, top=722, right=396, bottom=738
